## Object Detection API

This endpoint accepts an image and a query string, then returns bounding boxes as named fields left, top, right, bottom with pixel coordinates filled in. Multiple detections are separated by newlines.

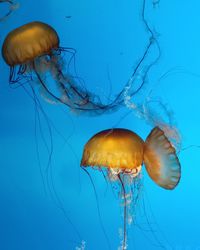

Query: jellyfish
left=81, top=127, right=181, bottom=249
left=1, top=21, right=133, bottom=115
left=2, top=16, right=162, bottom=117
left=0, top=0, right=19, bottom=21
left=2, top=21, right=91, bottom=244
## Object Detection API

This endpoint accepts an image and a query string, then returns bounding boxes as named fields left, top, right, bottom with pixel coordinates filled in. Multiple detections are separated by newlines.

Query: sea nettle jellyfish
left=81, top=127, right=181, bottom=249
left=2, top=21, right=91, bottom=245
left=1, top=21, right=140, bottom=115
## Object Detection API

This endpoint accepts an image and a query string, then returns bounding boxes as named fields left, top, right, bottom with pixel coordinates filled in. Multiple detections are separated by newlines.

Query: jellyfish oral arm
left=32, top=54, right=120, bottom=114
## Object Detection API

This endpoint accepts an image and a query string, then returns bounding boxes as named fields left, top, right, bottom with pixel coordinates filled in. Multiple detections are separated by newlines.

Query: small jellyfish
left=81, top=127, right=181, bottom=249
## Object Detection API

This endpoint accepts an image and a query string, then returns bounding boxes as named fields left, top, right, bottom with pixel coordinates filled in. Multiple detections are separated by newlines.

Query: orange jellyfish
left=1, top=21, right=104, bottom=112
left=81, top=127, right=181, bottom=249
left=2, top=23, right=87, bottom=245
left=1, top=20, right=160, bottom=116
left=1, top=21, right=143, bottom=115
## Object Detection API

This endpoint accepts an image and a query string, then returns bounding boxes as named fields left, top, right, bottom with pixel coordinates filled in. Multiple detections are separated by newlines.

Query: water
left=0, top=0, right=199, bottom=249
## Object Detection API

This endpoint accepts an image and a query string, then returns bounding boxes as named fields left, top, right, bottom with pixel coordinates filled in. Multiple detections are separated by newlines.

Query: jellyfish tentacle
left=32, top=55, right=120, bottom=114
left=118, top=40, right=153, bottom=106
left=22, top=83, right=82, bottom=243
left=48, top=54, right=100, bottom=107
left=55, top=47, right=91, bottom=95
left=118, top=174, right=127, bottom=250
left=34, top=56, right=115, bottom=113
left=33, top=58, right=85, bottom=108
left=40, top=48, right=123, bottom=113
left=81, top=167, right=111, bottom=250
left=0, top=0, right=12, bottom=20
left=54, top=43, right=153, bottom=114
left=53, top=64, right=90, bottom=105
left=0, top=0, right=18, bottom=21
left=9, top=64, right=33, bottom=89
left=31, top=86, right=48, bottom=197
left=9, top=65, right=25, bottom=84
left=32, top=60, right=71, bottom=106
left=124, top=0, right=162, bottom=128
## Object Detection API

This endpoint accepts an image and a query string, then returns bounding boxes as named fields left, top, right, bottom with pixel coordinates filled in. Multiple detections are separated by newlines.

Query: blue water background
left=0, top=1, right=199, bottom=249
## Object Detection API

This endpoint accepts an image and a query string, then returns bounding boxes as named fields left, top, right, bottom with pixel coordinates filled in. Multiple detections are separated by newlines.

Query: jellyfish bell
left=1, top=21, right=63, bottom=88
left=81, top=129, right=144, bottom=180
left=144, top=127, right=181, bottom=189
left=81, top=126, right=181, bottom=249
left=2, top=21, right=59, bottom=66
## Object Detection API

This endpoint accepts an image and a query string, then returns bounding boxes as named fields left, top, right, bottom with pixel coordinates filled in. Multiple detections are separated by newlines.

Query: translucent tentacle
left=0, top=0, right=19, bottom=21
left=118, top=174, right=128, bottom=250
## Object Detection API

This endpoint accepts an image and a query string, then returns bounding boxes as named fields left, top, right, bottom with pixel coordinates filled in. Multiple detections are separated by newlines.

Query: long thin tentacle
left=118, top=174, right=127, bottom=250
left=0, top=0, right=18, bottom=21
left=81, top=167, right=111, bottom=250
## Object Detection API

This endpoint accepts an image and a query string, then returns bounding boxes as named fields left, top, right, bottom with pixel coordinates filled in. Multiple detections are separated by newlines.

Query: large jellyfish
left=1, top=21, right=132, bottom=115
left=2, top=21, right=92, bottom=244
left=81, top=127, right=181, bottom=249
left=1, top=8, right=162, bottom=118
